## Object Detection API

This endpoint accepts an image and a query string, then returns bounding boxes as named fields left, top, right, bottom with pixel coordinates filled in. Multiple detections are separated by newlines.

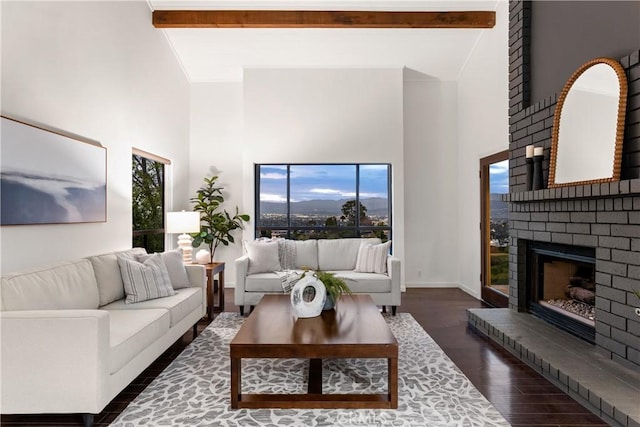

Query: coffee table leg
left=388, top=357, right=398, bottom=409
left=231, top=357, right=240, bottom=408
left=308, top=358, right=322, bottom=394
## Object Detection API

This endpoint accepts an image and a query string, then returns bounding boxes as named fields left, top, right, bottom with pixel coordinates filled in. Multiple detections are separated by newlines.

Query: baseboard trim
left=458, top=283, right=480, bottom=299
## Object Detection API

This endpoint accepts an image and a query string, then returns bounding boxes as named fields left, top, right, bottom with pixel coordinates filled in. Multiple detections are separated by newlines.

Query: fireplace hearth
left=527, top=241, right=596, bottom=343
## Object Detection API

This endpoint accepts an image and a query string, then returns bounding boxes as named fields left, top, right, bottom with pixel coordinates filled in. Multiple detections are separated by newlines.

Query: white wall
left=403, top=79, right=459, bottom=287
left=456, top=0, right=509, bottom=298
left=1, top=1, right=190, bottom=273
left=189, top=82, right=245, bottom=284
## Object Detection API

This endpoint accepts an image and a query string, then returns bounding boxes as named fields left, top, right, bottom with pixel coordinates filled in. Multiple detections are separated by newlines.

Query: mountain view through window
left=256, top=164, right=391, bottom=241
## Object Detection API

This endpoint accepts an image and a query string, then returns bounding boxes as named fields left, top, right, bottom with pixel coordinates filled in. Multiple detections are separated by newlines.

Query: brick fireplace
left=526, top=241, right=596, bottom=343
left=467, top=4, right=640, bottom=424
left=506, top=1, right=640, bottom=370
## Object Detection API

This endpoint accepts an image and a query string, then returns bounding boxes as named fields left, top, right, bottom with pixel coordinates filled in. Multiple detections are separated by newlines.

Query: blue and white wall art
left=1, top=116, right=106, bottom=225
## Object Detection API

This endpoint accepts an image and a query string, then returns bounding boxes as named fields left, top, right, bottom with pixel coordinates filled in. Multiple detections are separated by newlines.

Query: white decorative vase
left=195, top=249, right=211, bottom=265
left=290, top=276, right=327, bottom=318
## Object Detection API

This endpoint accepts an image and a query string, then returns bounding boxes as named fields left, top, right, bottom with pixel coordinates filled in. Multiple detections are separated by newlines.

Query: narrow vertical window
left=132, top=149, right=169, bottom=253
left=480, top=151, right=509, bottom=308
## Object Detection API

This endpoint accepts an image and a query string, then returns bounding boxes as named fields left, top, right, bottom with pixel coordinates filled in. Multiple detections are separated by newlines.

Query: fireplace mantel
left=503, top=178, right=640, bottom=203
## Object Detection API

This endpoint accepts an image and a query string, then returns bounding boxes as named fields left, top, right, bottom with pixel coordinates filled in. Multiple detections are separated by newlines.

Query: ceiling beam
left=152, top=10, right=496, bottom=29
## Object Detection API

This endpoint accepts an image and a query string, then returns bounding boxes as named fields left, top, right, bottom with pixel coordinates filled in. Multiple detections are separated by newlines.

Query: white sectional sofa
left=0, top=248, right=206, bottom=427
left=235, top=238, right=401, bottom=315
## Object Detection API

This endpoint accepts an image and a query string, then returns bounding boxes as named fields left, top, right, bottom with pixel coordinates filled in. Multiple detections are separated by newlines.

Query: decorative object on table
left=532, top=146, right=544, bottom=191
left=525, top=145, right=534, bottom=191
left=190, top=174, right=250, bottom=260
left=195, top=249, right=211, bottom=265
left=290, top=275, right=327, bottom=318
left=302, top=269, right=352, bottom=311
left=1, top=116, right=106, bottom=225
left=166, top=210, right=201, bottom=263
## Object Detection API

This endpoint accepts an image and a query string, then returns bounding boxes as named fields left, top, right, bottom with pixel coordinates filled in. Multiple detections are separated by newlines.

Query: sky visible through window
left=490, top=160, right=509, bottom=194
left=260, top=164, right=389, bottom=202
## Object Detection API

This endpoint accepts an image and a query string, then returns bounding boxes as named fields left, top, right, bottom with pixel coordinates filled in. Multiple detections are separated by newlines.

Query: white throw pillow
left=118, top=253, right=176, bottom=304
left=246, top=240, right=282, bottom=274
left=354, top=241, right=392, bottom=274
left=137, top=250, right=190, bottom=289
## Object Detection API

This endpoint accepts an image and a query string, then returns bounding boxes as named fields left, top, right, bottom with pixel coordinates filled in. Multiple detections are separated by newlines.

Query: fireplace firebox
left=527, top=241, right=596, bottom=343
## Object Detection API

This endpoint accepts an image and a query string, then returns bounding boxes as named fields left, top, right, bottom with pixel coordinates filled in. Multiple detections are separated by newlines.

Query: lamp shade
left=166, top=211, right=200, bottom=234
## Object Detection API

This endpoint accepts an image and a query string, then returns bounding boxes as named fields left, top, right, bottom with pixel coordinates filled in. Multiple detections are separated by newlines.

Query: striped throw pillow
left=354, top=241, right=392, bottom=274
left=118, top=253, right=175, bottom=304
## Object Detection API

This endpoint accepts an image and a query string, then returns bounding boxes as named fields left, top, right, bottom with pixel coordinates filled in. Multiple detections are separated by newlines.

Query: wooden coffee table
left=230, top=294, right=398, bottom=409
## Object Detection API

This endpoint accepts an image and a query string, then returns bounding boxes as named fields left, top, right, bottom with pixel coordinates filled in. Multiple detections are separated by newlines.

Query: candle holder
left=526, top=157, right=534, bottom=191
left=532, top=154, right=544, bottom=190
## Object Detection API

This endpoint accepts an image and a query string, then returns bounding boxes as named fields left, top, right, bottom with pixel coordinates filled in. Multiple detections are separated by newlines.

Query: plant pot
left=323, top=297, right=335, bottom=311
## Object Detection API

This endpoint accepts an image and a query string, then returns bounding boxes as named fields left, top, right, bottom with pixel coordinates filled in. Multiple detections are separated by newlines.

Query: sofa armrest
left=234, top=255, right=249, bottom=306
left=0, top=309, right=110, bottom=414
left=185, top=264, right=207, bottom=316
left=185, top=264, right=206, bottom=289
left=387, top=255, right=402, bottom=305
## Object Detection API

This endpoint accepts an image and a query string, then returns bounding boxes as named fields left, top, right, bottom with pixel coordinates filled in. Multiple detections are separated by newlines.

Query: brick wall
left=508, top=1, right=640, bottom=370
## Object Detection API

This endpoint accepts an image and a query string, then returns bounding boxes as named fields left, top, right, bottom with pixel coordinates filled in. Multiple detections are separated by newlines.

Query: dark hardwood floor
left=1, top=288, right=607, bottom=426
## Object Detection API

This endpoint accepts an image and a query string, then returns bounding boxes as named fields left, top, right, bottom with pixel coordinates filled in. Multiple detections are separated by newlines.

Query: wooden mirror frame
left=548, top=57, right=628, bottom=188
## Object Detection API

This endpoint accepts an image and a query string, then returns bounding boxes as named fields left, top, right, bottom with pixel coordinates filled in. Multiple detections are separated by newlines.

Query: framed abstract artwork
left=1, top=116, right=107, bottom=225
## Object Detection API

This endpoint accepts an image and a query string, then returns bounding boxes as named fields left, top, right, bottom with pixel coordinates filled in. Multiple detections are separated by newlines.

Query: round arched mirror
left=549, top=57, right=628, bottom=188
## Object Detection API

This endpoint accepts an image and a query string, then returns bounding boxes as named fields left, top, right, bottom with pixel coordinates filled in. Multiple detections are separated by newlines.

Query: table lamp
left=166, top=211, right=201, bottom=263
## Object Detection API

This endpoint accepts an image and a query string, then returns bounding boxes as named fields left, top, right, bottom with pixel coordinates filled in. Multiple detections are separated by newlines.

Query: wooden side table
left=204, top=262, right=225, bottom=319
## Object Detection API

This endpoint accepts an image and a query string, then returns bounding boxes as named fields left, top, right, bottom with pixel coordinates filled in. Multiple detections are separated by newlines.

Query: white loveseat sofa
left=0, top=248, right=206, bottom=427
left=235, top=238, right=401, bottom=315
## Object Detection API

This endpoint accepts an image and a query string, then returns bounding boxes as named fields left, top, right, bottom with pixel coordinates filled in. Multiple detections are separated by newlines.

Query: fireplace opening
left=527, top=241, right=596, bottom=343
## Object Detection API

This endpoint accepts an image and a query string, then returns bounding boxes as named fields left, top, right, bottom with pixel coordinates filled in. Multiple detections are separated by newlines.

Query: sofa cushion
left=137, top=250, right=190, bottom=289
left=294, top=240, right=318, bottom=270
left=354, top=241, right=392, bottom=274
left=246, top=270, right=391, bottom=294
left=1, top=259, right=99, bottom=311
left=329, top=271, right=391, bottom=293
left=101, top=287, right=201, bottom=328
left=246, top=272, right=287, bottom=293
left=246, top=240, right=282, bottom=274
left=118, top=254, right=175, bottom=304
left=318, top=238, right=381, bottom=271
left=88, top=248, right=147, bottom=306
left=106, top=308, right=170, bottom=374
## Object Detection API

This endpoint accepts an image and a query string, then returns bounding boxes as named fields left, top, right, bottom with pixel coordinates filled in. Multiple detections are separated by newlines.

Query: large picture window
left=256, top=164, right=391, bottom=241
left=132, top=149, right=169, bottom=253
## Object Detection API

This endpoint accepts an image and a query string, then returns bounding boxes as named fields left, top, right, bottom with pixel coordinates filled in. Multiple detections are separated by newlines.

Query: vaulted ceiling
left=148, top=0, right=502, bottom=82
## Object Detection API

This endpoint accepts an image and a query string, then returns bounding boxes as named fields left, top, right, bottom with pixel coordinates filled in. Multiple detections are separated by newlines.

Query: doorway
left=480, top=151, right=509, bottom=307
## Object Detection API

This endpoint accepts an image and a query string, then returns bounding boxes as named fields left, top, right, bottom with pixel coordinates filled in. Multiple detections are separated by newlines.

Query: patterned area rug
left=110, top=313, right=510, bottom=427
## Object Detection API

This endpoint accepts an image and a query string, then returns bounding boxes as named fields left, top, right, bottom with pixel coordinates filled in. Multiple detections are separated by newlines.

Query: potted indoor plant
left=302, top=269, right=352, bottom=310
left=190, top=175, right=250, bottom=260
